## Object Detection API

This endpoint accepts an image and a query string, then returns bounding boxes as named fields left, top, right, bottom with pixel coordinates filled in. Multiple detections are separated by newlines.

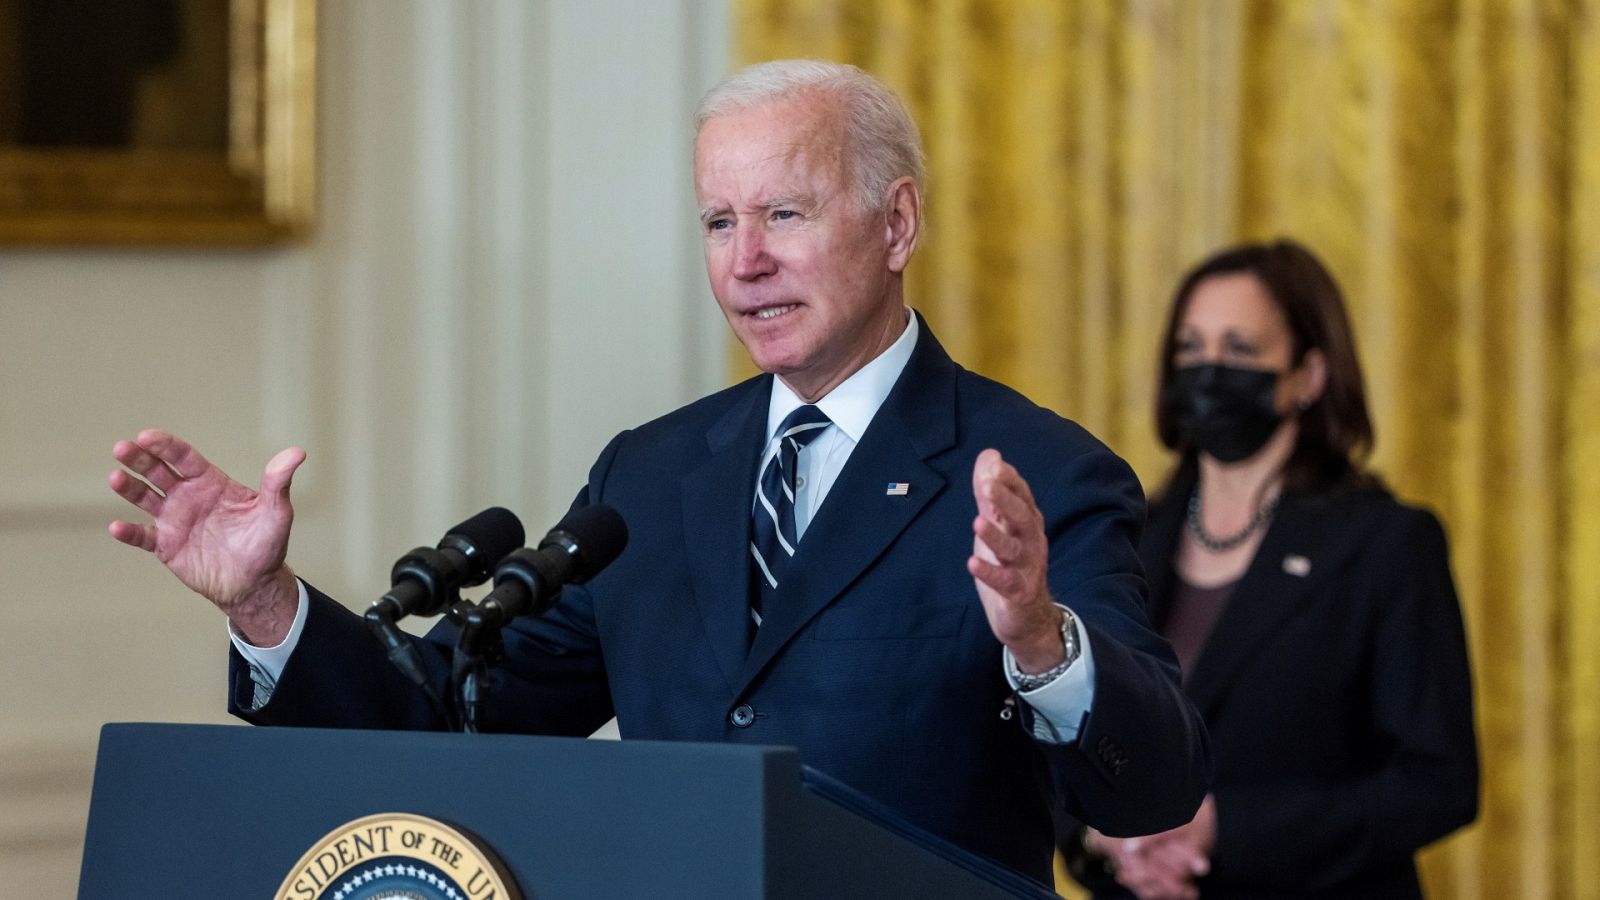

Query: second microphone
left=473, top=504, right=629, bottom=627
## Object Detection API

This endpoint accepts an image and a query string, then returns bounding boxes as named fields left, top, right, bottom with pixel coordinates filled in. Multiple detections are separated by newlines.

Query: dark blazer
left=1069, top=469, right=1478, bottom=899
left=233, top=318, right=1211, bottom=884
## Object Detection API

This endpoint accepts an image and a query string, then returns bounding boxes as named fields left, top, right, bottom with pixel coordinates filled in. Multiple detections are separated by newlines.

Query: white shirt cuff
left=1001, top=605, right=1096, bottom=744
left=227, top=579, right=310, bottom=708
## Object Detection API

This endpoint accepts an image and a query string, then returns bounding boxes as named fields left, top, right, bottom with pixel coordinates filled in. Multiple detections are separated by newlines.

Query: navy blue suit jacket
left=234, top=318, right=1210, bottom=883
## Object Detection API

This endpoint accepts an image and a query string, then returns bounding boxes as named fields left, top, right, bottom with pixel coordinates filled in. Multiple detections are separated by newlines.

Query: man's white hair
left=695, top=59, right=925, bottom=212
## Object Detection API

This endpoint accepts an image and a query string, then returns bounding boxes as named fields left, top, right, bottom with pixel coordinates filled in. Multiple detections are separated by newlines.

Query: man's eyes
left=703, top=209, right=800, bottom=232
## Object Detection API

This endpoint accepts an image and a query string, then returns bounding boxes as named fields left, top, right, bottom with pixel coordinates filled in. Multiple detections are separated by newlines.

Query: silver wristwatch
left=1007, top=606, right=1081, bottom=692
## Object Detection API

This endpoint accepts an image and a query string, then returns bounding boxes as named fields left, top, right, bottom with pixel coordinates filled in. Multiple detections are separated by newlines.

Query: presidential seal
left=274, top=812, right=521, bottom=900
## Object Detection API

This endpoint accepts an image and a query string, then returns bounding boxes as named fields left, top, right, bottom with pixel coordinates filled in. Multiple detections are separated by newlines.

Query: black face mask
left=1162, top=364, right=1284, bottom=463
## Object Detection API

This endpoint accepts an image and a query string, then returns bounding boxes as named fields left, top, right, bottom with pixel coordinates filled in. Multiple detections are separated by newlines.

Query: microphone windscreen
left=448, top=506, right=526, bottom=572
left=552, top=504, right=628, bottom=583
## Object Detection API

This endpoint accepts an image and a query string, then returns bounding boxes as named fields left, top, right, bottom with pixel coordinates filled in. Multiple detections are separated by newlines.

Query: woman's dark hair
left=1154, top=239, right=1376, bottom=493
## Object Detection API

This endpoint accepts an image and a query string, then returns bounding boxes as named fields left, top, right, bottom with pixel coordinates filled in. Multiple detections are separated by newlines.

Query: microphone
left=475, top=504, right=628, bottom=625
left=368, top=507, right=526, bottom=622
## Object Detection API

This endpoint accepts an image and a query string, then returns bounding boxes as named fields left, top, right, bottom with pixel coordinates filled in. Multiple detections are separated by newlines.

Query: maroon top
left=1162, top=574, right=1238, bottom=683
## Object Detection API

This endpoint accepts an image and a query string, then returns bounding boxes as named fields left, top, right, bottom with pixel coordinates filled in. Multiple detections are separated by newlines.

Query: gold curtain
left=734, top=1, right=1600, bottom=898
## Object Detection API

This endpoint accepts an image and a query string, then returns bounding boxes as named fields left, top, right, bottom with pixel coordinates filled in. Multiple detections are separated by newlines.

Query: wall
left=0, top=1, right=730, bottom=893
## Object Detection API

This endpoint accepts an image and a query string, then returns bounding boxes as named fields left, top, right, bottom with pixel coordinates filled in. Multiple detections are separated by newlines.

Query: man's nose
left=731, top=226, right=777, bottom=280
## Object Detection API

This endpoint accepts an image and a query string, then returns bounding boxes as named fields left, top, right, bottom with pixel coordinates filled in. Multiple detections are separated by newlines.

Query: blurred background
left=1, top=1, right=1596, bottom=897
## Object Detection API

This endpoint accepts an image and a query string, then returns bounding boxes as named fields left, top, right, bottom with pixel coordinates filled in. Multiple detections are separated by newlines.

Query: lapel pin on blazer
left=1282, top=554, right=1312, bottom=577
left=886, top=482, right=910, bottom=496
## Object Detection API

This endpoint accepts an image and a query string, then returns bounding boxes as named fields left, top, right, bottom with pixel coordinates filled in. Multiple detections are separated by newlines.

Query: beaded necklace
left=1186, top=487, right=1278, bottom=553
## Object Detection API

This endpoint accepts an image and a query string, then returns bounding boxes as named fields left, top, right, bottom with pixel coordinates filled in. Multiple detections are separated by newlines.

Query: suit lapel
left=736, top=319, right=960, bottom=693
left=1182, top=493, right=1328, bottom=718
left=681, top=379, right=770, bottom=693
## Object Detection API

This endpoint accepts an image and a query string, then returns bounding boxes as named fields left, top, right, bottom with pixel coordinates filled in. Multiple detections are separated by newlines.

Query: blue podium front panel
left=79, top=723, right=1049, bottom=899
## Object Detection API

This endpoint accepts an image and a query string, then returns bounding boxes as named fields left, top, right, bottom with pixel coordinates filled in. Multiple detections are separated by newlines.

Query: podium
left=78, top=723, right=1057, bottom=898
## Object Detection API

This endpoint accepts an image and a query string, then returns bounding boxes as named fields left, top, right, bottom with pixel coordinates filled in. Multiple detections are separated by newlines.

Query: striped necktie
left=749, top=404, right=831, bottom=626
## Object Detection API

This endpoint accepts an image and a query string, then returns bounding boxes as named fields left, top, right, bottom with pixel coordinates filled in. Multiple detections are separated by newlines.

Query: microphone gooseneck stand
left=364, top=606, right=451, bottom=726
left=446, top=598, right=508, bottom=734
left=364, top=597, right=501, bottom=734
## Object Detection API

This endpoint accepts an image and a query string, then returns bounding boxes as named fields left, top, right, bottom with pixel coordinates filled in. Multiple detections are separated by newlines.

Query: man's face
left=694, top=95, right=907, bottom=402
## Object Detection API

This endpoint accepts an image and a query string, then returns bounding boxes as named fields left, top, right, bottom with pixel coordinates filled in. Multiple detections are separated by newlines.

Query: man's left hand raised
left=968, top=448, right=1067, bottom=673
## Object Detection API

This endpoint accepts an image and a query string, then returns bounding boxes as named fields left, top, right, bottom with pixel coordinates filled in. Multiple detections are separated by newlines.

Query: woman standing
left=1066, top=240, right=1478, bottom=900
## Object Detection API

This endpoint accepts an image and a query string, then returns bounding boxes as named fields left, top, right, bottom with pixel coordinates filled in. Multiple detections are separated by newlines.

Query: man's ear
left=883, top=177, right=921, bottom=273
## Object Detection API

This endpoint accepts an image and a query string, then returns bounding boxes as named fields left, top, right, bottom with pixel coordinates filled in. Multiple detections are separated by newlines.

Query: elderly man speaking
left=109, top=60, right=1209, bottom=885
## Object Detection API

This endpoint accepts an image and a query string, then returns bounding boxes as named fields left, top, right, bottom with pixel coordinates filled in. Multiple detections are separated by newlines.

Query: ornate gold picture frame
left=0, top=0, right=314, bottom=245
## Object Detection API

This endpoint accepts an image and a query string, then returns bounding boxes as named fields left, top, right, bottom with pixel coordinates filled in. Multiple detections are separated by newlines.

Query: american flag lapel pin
left=885, top=482, right=910, bottom=496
